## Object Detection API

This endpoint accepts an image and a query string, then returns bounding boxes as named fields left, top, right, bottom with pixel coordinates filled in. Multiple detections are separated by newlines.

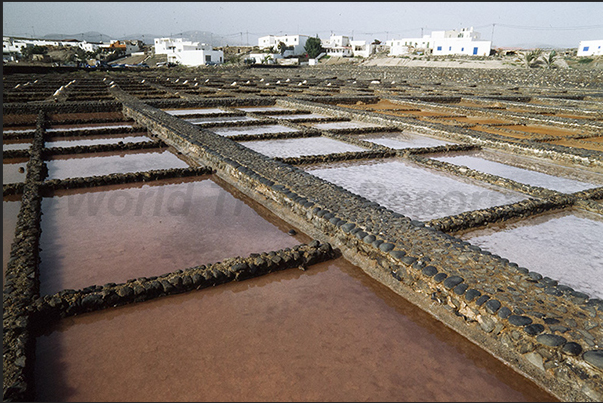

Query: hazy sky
left=3, top=2, right=603, bottom=48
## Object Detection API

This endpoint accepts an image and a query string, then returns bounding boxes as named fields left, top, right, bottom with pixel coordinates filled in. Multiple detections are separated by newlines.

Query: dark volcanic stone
left=485, top=299, right=501, bottom=314
left=443, top=276, right=463, bottom=289
left=536, top=334, right=567, bottom=347
left=433, top=273, right=447, bottom=283
left=379, top=242, right=395, bottom=252
left=390, top=250, right=406, bottom=260
left=422, top=265, right=438, bottom=277
left=475, top=295, right=490, bottom=306
left=341, top=223, right=355, bottom=233
left=453, top=283, right=468, bottom=295
left=363, top=235, right=376, bottom=244
left=508, top=315, right=533, bottom=326
left=583, top=350, right=603, bottom=369
left=524, top=323, right=545, bottom=336
left=465, top=289, right=481, bottom=302
left=401, top=256, right=417, bottom=266
left=498, top=307, right=512, bottom=319
left=561, top=342, right=583, bottom=356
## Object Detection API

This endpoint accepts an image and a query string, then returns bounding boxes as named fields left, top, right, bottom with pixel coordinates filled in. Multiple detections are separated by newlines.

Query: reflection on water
left=434, top=155, right=598, bottom=193
left=462, top=210, right=603, bottom=299
left=46, top=149, right=189, bottom=180
left=359, top=131, right=454, bottom=149
left=46, top=135, right=154, bottom=149
left=239, top=137, right=367, bottom=158
left=3, top=200, right=21, bottom=280
left=34, top=257, right=554, bottom=402
left=307, top=160, right=526, bottom=221
left=38, top=177, right=306, bottom=295
left=210, top=125, right=299, bottom=137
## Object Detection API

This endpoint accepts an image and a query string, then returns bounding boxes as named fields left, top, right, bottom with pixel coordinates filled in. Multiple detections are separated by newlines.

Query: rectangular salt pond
left=46, top=123, right=134, bottom=133
left=38, top=177, right=307, bottom=295
left=45, top=149, right=189, bottom=181
left=306, top=160, right=526, bottom=221
left=34, top=257, right=552, bottom=402
left=163, top=108, right=228, bottom=115
left=461, top=210, right=603, bottom=299
left=3, top=198, right=21, bottom=280
left=184, top=116, right=257, bottom=124
left=45, top=135, right=154, bottom=149
left=3, top=139, right=32, bottom=151
left=433, top=154, right=601, bottom=193
left=234, top=106, right=292, bottom=112
left=358, top=131, right=454, bottom=149
left=307, top=121, right=385, bottom=130
left=210, top=125, right=299, bottom=137
left=267, top=113, right=330, bottom=120
left=239, top=137, right=368, bottom=158
left=3, top=160, right=28, bottom=184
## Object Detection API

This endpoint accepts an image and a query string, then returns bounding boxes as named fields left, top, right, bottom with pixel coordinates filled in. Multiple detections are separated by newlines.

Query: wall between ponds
left=120, top=92, right=603, bottom=402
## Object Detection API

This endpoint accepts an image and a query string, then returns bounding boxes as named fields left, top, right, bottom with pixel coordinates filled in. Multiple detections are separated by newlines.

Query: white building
left=154, top=37, right=223, bottom=66
left=389, top=27, right=490, bottom=57
left=322, top=35, right=353, bottom=57
left=350, top=40, right=376, bottom=58
left=257, top=34, right=309, bottom=56
left=577, top=40, right=603, bottom=56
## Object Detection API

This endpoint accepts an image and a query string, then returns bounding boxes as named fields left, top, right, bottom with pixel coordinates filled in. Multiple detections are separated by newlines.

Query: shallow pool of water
left=210, top=125, right=300, bottom=137
left=38, top=177, right=307, bottom=295
left=163, top=108, right=228, bottom=115
left=267, top=113, right=330, bottom=120
left=359, top=132, right=454, bottom=149
left=46, top=135, right=154, bottom=149
left=3, top=139, right=32, bottom=151
left=239, top=137, right=367, bottom=158
left=185, top=116, right=258, bottom=124
left=45, top=149, right=189, bottom=180
left=46, top=124, right=134, bottom=133
left=433, top=155, right=599, bottom=193
left=307, top=160, right=526, bottom=221
left=34, top=256, right=554, bottom=402
left=3, top=161, right=28, bottom=184
left=461, top=210, right=603, bottom=299
left=234, top=106, right=292, bottom=112
left=308, top=121, right=385, bottom=130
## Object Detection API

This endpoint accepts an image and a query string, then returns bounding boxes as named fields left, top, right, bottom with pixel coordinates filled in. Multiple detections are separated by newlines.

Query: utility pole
left=421, top=27, right=423, bottom=37
left=491, top=23, right=495, bottom=45
left=246, top=31, right=249, bottom=46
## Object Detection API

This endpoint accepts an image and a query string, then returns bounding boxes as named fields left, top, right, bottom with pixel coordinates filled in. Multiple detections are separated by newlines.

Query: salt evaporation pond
left=359, top=131, right=454, bottom=149
left=210, top=124, right=299, bottom=137
left=239, top=137, right=367, bottom=158
left=46, top=135, right=154, bottom=148
left=34, top=257, right=553, bottom=402
left=185, top=116, right=257, bottom=124
left=163, top=108, right=228, bottom=115
left=308, top=121, right=385, bottom=130
left=3, top=198, right=21, bottom=280
left=45, top=149, right=189, bottom=180
left=38, top=177, right=306, bottom=295
left=434, top=154, right=599, bottom=193
left=3, top=139, right=32, bottom=151
left=307, top=160, right=526, bottom=221
left=46, top=124, right=134, bottom=133
left=267, top=113, right=330, bottom=120
left=461, top=210, right=603, bottom=299
left=3, top=160, right=28, bottom=184
left=234, top=106, right=292, bottom=112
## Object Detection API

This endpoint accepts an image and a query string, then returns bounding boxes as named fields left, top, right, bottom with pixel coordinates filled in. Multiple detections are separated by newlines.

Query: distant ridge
left=38, top=30, right=245, bottom=46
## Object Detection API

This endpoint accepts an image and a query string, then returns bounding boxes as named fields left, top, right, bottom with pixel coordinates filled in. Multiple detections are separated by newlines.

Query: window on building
left=449, top=46, right=452, bottom=51
left=205, top=55, right=211, bottom=62
left=437, top=46, right=442, bottom=51
left=583, top=46, right=589, bottom=51
left=461, top=47, right=464, bottom=51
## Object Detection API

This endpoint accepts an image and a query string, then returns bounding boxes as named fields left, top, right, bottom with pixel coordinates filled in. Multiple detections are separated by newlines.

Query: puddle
left=306, top=160, right=526, bottom=221
left=184, top=116, right=258, bottom=124
left=358, top=131, right=454, bottom=149
left=239, top=137, right=368, bottom=158
left=3, top=198, right=21, bottom=280
left=461, top=210, right=603, bottom=299
left=3, top=160, right=28, bottom=184
left=38, top=176, right=307, bottom=295
left=433, top=154, right=599, bottom=193
left=210, top=125, right=299, bottom=137
left=34, top=257, right=554, bottom=402
left=163, top=108, right=228, bottom=115
left=307, top=121, right=385, bottom=130
left=45, top=149, right=189, bottom=180
left=46, top=135, right=154, bottom=148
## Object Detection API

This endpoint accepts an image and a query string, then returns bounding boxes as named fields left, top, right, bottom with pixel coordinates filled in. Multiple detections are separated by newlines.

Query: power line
left=495, top=23, right=603, bottom=31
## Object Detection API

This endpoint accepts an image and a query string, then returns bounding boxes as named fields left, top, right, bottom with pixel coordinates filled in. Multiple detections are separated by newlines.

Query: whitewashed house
left=389, top=27, right=490, bottom=57
left=154, top=37, right=223, bottom=66
left=577, top=40, right=603, bottom=56
left=258, top=34, right=309, bottom=56
left=388, top=35, right=433, bottom=56
left=350, top=40, right=376, bottom=58
left=322, top=35, right=353, bottom=57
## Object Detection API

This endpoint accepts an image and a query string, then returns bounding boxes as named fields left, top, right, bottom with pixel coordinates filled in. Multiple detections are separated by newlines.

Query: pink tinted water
left=35, top=257, right=555, bottom=402
left=38, top=177, right=306, bottom=295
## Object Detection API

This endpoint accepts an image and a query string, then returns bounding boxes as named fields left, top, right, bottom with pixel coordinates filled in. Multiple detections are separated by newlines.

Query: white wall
left=432, top=39, right=491, bottom=56
left=577, top=40, right=603, bottom=56
left=350, top=40, right=375, bottom=58
left=258, top=34, right=309, bottom=55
